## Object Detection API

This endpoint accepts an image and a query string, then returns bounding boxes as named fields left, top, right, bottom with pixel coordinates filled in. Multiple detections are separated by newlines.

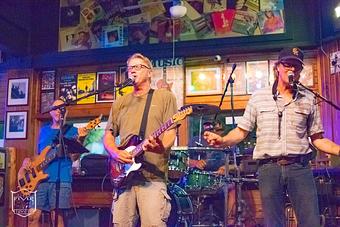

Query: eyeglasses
left=127, top=64, right=151, bottom=72
left=280, top=61, right=303, bottom=73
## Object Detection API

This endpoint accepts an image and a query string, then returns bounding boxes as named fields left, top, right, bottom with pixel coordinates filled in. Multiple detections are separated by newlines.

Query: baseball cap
left=278, top=47, right=304, bottom=64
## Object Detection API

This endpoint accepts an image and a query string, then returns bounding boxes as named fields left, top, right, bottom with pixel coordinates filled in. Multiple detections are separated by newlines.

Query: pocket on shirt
left=258, top=107, right=276, bottom=133
left=291, top=108, right=309, bottom=134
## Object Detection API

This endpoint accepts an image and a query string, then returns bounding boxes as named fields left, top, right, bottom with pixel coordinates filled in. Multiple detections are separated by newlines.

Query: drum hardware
left=182, top=104, right=220, bottom=147
left=168, top=147, right=189, bottom=182
left=223, top=147, right=258, bottom=227
left=190, top=193, right=224, bottom=227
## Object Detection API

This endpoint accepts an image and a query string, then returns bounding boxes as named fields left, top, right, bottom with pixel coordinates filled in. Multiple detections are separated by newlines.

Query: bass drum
left=167, top=183, right=193, bottom=227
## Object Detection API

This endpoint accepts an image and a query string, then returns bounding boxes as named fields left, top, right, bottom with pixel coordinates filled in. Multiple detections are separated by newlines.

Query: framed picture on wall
left=116, top=66, right=133, bottom=98
left=186, top=66, right=222, bottom=96
left=5, top=111, right=28, bottom=140
left=41, top=71, right=55, bottom=91
left=246, top=61, right=269, bottom=94
left=0, top=173, right=5, bottom=206
left=96, top=71, right=116, bottom=103
left=103, top=25, right=124, bottom=48
left=268, top=59, right=277, bottom=86
left=299, top=59, right=314, bottom=87
left=0, top=148, right=5, bottom=172
left=40, top=91, right=55, bottom=113
left=7, top=78, right=29, bottom=106
left=224, top=62, right=247, bottom=95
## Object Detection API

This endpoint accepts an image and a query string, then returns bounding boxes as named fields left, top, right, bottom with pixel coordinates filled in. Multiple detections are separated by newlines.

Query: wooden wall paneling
left=318, top=41, right=340, bottom=144
left=0, top=73, right=7, bottom=121
left=331, top=41, right=340, bottom=144
left=185, top=95, right=250, bottom=111
left=4, top=69, right=40, bottom=227
left=5, top=70, right=37, bottom=173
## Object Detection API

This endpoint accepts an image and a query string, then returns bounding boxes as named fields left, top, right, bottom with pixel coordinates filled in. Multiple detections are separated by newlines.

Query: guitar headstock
left=85, top=114, right=102, bottom=130
left=172, top=106, right=193, bottom=123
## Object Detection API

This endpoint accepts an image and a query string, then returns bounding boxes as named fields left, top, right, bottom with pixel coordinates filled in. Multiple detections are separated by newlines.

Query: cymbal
left=188, top=146, right=231, bottom=154
left=181, top=104, right=220, bottom=115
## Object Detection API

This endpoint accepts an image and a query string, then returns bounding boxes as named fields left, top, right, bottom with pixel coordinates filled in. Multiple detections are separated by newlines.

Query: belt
left=259, top=155, right=306, bottom=166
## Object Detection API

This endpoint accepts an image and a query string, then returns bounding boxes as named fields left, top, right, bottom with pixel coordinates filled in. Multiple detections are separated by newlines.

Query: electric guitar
left=110, top=106, right=193, bottom=188
left=18, top=115, right=102, bottom=196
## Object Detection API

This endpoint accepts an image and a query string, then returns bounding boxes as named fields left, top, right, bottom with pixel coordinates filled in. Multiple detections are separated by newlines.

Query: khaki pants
left=112, top=181, right=171, bottom=227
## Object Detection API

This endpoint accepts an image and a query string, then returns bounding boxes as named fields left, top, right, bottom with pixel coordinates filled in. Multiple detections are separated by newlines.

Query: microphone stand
left=225, top=65, right=246, bottom=227
left=49, top=81, right=132, bottom=226
left=54, top=106, right=67, bottom=227
left=295, top=81, right=340, bottom=111
left=212, top=63, right=238, bottom=227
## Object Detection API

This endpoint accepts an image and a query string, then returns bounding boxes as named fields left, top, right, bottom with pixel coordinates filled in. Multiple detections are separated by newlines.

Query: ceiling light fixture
left=169, top=0, right=187, bottom=18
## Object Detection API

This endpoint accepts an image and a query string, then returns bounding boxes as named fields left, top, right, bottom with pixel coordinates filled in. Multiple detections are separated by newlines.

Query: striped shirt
left=238, top=86, right=324, bottom=160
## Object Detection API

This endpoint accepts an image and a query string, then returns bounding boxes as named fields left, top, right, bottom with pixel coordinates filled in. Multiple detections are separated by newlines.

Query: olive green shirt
left=106, top=88, right=178, bottom=182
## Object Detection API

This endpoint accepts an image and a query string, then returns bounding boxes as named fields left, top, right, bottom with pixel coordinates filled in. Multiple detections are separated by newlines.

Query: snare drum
left=184, top=169, right=223, bottom=192
left=168, top=147, right=188, bottom=180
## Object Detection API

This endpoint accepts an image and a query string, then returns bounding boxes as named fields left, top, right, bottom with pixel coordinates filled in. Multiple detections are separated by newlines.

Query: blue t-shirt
left=38, top=123, right=78, bottom=183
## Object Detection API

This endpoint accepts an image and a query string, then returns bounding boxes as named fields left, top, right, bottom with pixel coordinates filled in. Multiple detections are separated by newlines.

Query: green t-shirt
left=106, top=88, right=178, bottom=182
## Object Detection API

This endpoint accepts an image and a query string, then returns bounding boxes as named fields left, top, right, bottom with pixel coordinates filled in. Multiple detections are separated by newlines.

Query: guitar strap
left=138, top=89, right=154, bottom=140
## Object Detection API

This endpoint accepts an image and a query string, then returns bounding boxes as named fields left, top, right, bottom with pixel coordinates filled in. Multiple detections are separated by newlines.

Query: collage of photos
left=59, top=0, right=285, bottom=51
left=53, top=59, right=184, bottom=108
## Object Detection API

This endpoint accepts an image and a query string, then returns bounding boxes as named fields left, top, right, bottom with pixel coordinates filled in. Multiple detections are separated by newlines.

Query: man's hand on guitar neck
left=142, top=136, right=165, bottom=154
left=77, top=127, right=89, bottom=143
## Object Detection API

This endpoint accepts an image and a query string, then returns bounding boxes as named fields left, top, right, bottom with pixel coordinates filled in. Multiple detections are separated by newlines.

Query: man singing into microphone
left=204, top=47, right=340, bottom=227
left=103, top=53, right=177, bottom=226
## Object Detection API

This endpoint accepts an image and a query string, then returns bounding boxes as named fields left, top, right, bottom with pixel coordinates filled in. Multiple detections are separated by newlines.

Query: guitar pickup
left=31, top=168, right=37, bottom=178
left=25, top=172, right=31, bottom=183
left=18, top=178, right=25, bottom=187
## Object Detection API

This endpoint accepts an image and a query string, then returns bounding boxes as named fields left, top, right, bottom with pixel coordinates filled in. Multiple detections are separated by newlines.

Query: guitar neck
left=36, top=148, right=58, bottom=172
left=131, top=118, right=174, bottom=158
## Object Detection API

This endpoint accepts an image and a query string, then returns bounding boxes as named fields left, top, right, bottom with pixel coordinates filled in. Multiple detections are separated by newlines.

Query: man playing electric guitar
left=18, top=99, right=89, bottom=227
left=103, top=53, right=178, bottom=227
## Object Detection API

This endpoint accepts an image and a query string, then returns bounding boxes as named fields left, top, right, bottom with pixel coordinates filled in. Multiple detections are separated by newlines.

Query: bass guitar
left=18, top=115, right=102, bottom=196
left=110, top=106, right=192, bottom=188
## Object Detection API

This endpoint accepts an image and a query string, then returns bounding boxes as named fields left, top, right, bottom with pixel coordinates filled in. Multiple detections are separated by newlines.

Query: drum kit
left=167, top=104, right=259, bottom=227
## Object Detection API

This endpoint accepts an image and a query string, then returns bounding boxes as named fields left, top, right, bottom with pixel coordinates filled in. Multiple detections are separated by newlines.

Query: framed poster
left=7, top=78, right=29, bottom=106
left=186, top=66, right=222, bottom=96
left=116, top=67, right=133, bottom=98
left=0, top=173, right=4, bottom=206
left=269, top=59, right=277, bottom=86
left=0, top=149, right=5, bottom=172
left=76, top=73, right=96, bottom=104
left=40, top=91, right=55, bottom=113
left=59, top=73, right=77, bottom=103
left=5, top=111, right=28, bottom=140
left=246, top=61, right=269, bottom=94
left=224, top=62, right=247, bottom=95
left=96, top=71, right=116, bottom=102
left=41, top=71, right=56, bottom=91
left=299, top=59, right=314, bottom=87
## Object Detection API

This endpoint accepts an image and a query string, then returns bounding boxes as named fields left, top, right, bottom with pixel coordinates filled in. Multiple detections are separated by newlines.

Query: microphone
left=118, top=77, right=134, bottom=89
left=231, top=63, right=237, bottom=74
left=288, top=72, right=295, bottom=87
left=228, top=63, right=237, bottom=83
